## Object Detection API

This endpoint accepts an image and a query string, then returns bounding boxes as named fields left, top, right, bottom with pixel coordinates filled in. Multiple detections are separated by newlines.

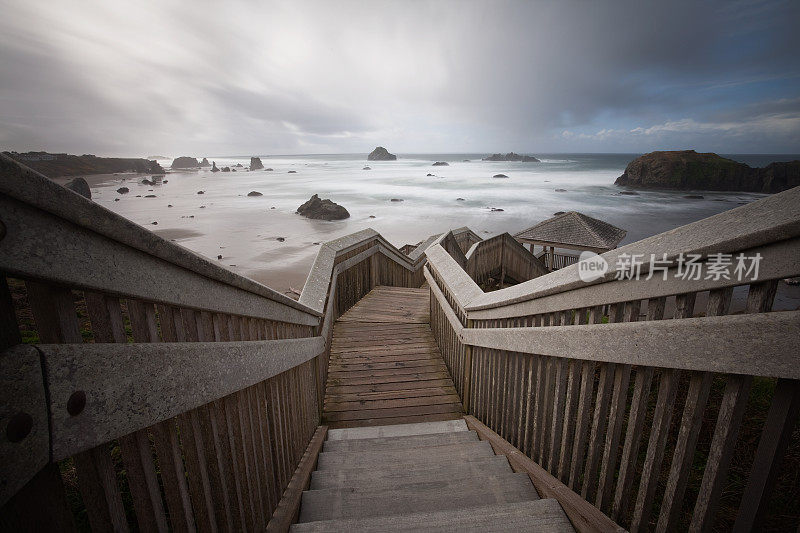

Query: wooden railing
left=426, top=186, right=800, bottom=532
left=536, top=250, right=581, bottom=271
left=465, top=232, right=548, bottom=287
left=0, top=154, right=436, bottom=531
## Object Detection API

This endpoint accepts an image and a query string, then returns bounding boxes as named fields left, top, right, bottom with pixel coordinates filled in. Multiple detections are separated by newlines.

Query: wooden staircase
left=323, top=286, right=463, bottom=428
left=291, top=420, right=574, bottom=531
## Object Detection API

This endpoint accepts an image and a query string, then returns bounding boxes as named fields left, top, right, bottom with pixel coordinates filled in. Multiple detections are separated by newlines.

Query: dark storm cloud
left=0, top=0, right=797, bottom=155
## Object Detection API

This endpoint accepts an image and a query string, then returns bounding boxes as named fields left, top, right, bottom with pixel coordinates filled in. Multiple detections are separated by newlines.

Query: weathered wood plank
left=266, top=426, right=327, bottom=532
left=465, top=416, right=625, bottom=533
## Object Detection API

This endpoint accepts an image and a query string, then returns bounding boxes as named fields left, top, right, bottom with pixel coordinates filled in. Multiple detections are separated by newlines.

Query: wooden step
left=309, top=455, right=513, bottom=490
left=291, top=499, right=573, bottom=532
left=322, top=429, right=479, bottom=452
left=326, top=419, right=468, bottom=440
left=315, top=441, right=494, bottom=470
left=297, top=472, right=538, bottom=522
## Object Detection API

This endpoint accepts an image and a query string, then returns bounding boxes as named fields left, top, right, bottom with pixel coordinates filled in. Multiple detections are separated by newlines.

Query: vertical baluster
left=568, top=306, right=601, bottom=490
left=581, top=361, right=615, bottom=502
left=733, top=378, right=800, bottom=532
left=161, top=305, right=216, bottom=532
left=597, top=301, right=638, bottom=511
left=611, top=296, right=665, bottom=521
left=630, top=293, right=696, bottom=532
left=655, top=372, right=713, bottom=533
left=548, top=355, right=569, bottom=473
left=558, top=307, right=587, bottom=481
left=120, top=300, right=172, bottom=532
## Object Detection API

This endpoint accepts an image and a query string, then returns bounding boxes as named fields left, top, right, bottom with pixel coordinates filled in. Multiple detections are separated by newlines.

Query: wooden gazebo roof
left=514, top=211, right=627, bottom=253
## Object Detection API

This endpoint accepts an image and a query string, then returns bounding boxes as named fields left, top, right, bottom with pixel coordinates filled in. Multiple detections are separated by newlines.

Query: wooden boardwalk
left=322, top=286, right=463, bottom=428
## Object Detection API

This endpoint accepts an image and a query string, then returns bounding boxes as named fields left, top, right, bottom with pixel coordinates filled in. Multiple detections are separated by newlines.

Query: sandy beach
left=59, top=153, right=799, bottom=307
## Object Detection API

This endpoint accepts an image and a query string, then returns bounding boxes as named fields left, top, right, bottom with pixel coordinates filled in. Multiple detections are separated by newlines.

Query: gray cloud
left=1, top=0, right=798, bottom=155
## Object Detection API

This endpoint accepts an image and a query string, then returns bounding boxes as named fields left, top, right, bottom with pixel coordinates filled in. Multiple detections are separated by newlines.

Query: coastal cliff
left=4, top=151, right=164, bottom=177
left=615, top=150, right=800, bottom=193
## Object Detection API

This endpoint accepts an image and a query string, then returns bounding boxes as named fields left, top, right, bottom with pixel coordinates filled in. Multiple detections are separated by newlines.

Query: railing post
left=370, top=252, right=379, bottom=289
left=0, top=277, right=76, bottom=531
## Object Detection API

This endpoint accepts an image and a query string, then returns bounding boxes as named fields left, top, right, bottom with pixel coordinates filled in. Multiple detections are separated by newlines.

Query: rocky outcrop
left=221, top=166, right=231, bottom=172
left=367, top=147, right=397, bottom=161
left=4, top=151, right=164, bottom=176
left=432, top=161, right=449, bottom=166
left=296, top=194, right=350, bottom=220
left=65, top=177, right=91, bottom=199
left=493, top=174, right=509, bottom=179
left=117, top=187, right=129, bottom=194
left=482, top=152, right=540, bottom=162
left=615, top=151, right=800, bottom=192
left=247, top=191, right=263, bottom=197
left=211, top=162, right=219, bottom=172
left=200, top=157, right=211, bottom=167
left=171, top=156, right=200, bottom=169
left=250, top=157, right=264, bottom=170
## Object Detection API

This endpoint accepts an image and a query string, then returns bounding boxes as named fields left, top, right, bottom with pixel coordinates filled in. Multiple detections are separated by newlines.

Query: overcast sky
left=1, top=0, right=798, bottom=156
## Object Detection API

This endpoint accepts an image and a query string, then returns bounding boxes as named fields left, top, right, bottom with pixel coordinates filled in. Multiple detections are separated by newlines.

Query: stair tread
left=311, top=472, right=529, bottom=496
left=310, top=455, right=513, bottom=490
left=298, top=472, right=539, bottom=523
left=326, top=419, right=468, bottom=441
left=291, top=499, right=574, bottom=532
left=316, top=441, right=495, bottom=470
left=323, top=429, right=479, bottom=452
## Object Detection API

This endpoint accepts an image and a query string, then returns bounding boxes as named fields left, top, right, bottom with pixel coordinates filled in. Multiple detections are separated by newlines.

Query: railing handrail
left=424, top=186, right=800, bottom=320
left=425, top=266, right=800, bottom=378
left=467, top=186, right=800, bottom=313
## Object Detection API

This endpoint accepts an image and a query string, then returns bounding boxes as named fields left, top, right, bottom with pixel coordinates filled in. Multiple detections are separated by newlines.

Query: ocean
left=85, top=152, right=796, bottom=292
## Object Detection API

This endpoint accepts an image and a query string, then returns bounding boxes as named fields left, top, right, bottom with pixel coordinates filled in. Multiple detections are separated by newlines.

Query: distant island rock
left=297, top=194, right=350, bottom=220
left=65, top=177, right=91, bottom=199
left=368, top=146, right=397, bottom=161
left=493, top=174, right=509, bottom=179
left=4, top=151, right=164, bottom=177
left=200, top=157, right=211, bottom=167
left=250, top=157, right=264, bottom=170
left=615, top=150, right=800, bottom=192
left=247, top=191, right=263, bottom=197
left=171, top=156, right=200, bottom=169
left=432, top=161, right=449, bottom=166
left=483, top=152, right=540, bottom=162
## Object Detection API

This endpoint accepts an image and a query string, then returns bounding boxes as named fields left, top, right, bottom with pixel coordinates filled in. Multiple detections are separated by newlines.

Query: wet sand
left=50, top=157, right=799, bottom=308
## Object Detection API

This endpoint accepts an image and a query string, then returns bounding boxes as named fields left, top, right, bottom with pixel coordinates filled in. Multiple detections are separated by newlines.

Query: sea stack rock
left=296, top=194, right=350, bottom=220
left=171, top=156, right=200, bottom=169
left=367, top=146, right=397, bottom=161
left=211, top=162, right=220, bottom=172
left=482, top=152, right=540, bottom=162
left=615, top=150, right=800, bottom=192
left=200, top=157, right=211, bottom=167
left=250, top=157, right=264, bottom=170
left=65, top=177, right=91, bottom=199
